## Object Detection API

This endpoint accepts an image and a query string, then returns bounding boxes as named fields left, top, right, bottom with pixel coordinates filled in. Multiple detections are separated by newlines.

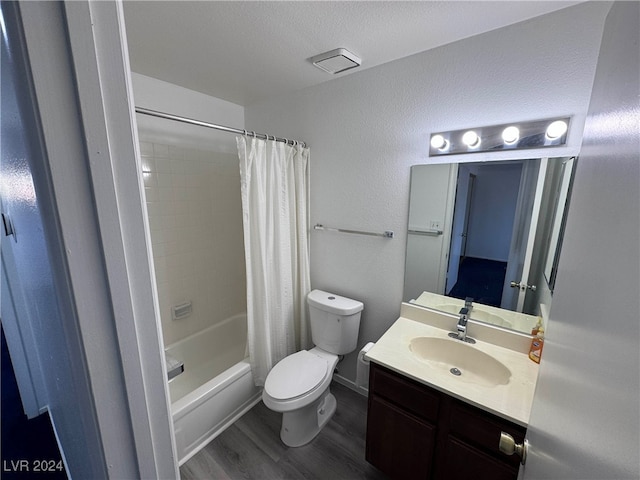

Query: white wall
left=524, top=1, right=639, bottom=477
left=131, top=72, right=244, bottom=154
left=131, top=74, right=247, bottom=345
left=466, top=163, right=522, bottom=262
left=404, top=164, right=456, bottom=300
left=245, top=2, right=610, bottom=383
left=140, top=141, right=246, bottom=345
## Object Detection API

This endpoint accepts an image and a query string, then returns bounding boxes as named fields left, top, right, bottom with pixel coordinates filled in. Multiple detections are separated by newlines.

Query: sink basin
left=409, top=337, right=511, bottom=387
left=469, top=310, right=513, bottom=329
left=431, top=304, right=463, bottom=315
left=432, top=304, right=513, bottom=329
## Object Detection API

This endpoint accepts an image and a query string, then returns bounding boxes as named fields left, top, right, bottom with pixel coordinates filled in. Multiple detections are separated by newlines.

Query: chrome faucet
left=464, top=297, right=474, bottom=311
left=457, top=307, right=470, bottom=340
left=448, top=305, right=476, bottom=344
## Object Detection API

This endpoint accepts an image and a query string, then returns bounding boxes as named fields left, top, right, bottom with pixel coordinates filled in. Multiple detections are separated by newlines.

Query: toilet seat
left=265, top=350, right=328, bottom=401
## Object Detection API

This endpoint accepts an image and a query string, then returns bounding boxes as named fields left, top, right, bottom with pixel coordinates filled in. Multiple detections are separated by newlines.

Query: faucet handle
left=459, top=307, right=469, bottom=316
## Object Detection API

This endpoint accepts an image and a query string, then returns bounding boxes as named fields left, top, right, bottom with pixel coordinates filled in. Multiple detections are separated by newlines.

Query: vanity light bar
left=429, top=117, right=571, bottom=156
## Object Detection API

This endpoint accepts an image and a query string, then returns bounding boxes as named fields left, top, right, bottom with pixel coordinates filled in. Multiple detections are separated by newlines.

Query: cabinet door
left=448, top=400, right=525, bottom=470
left=366, top=396, right=436, bottom=480
left=438, top=436, right=518, bottom=480
left=370, top=364, right=440, bottom=423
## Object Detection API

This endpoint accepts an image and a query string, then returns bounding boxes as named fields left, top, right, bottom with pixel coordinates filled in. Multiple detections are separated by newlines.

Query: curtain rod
left=135, top=107, right=307, bottom=148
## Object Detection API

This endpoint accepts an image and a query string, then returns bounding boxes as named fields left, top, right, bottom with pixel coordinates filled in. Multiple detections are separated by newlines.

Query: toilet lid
left=264, top=351, right=328, bottom=400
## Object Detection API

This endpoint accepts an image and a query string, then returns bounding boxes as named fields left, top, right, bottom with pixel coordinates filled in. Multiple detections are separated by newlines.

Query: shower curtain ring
left=252, top=131, right=256, bottom=139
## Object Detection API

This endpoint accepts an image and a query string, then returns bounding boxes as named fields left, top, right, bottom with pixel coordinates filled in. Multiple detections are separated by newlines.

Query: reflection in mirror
left=543, top=157, right=576, bottom=293
left=403, top=157, right=576, bottom=334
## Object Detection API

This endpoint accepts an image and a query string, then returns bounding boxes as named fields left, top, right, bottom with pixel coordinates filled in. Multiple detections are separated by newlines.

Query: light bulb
left=462, top=130, right=481, bottom=148
left=430, top=134, right=448, bottom=150
left=502, top=126, right=520, bottom=145
left=546, top=120, right=568, bottom=140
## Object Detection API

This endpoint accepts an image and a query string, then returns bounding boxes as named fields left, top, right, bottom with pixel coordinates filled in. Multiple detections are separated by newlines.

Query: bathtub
left=165, top=313, right=261, bottom=465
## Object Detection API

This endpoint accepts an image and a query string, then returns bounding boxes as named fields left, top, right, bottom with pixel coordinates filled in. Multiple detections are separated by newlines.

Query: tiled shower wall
left=140, top=141, right=246, bottom=345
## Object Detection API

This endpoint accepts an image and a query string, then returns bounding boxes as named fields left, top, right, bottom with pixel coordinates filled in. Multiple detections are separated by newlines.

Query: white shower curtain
left=236, top=136, right=311, bottom=386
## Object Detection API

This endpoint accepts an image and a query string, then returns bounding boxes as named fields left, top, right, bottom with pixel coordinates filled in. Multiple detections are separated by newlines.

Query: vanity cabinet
left=366, top=363, right=526, bottom=480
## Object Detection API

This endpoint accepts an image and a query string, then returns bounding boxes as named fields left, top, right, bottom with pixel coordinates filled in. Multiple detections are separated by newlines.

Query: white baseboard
left=332, top=373, right=368, bottom=397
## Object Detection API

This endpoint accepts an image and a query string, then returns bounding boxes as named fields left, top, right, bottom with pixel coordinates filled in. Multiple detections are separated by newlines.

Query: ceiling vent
left=311, top=48, right=361, bottom=74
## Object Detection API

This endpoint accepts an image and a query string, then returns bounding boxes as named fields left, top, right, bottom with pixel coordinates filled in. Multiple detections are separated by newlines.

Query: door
left=514, top=159, right=546, bottom=312
left=1, top=22, right=48, bottom=418
left=446, top=170, right=475, bottom=294
left=521, top=3, right=639, bottom=478
left=447, top=162, right=526, bottom=306
left=500, top=159, right=543, bottom=312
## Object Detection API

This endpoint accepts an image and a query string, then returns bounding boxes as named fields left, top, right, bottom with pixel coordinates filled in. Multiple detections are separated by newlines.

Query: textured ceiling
left=123, top=1, right=583, bottom=107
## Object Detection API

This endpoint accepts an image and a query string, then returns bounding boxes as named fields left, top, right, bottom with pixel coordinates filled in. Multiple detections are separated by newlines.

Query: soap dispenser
left=529, top=327, right=545, bottom=364
left=531, top=317, right=542, bottom=336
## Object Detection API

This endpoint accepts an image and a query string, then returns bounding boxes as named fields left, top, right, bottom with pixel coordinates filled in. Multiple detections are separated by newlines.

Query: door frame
left=460, top=172, right=476, bottom=258
left=16, top=1, right=178, bottom=477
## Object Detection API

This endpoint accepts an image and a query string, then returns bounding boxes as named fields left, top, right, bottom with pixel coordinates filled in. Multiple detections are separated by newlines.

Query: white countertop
left=412, top=291, right=541, bottom=334
left=366, top=308, right=539, bottom=427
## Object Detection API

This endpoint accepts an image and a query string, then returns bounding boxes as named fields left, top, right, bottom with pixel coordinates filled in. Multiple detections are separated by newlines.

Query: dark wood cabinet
left=367, top=396, right=437, bottom=479
left=366, top=363, right=526, bottom=480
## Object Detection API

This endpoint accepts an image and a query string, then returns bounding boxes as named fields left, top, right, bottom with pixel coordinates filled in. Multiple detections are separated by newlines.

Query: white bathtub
left=165, top=313, right=261, bottom=465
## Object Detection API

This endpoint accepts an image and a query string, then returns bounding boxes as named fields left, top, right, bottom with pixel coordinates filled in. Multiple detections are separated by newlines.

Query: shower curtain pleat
left=237, top=136, right=311, bottom=386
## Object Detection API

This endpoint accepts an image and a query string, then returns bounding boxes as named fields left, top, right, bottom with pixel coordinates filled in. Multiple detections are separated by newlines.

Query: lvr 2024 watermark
left=3, top=459, right=64, bottom=473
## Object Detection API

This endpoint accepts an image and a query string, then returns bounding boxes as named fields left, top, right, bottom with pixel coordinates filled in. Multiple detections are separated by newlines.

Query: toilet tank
left=307, top=290, right=364, bottom=355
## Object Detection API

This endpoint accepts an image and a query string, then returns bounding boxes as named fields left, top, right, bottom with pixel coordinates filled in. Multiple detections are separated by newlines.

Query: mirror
left=543, top=157, right=575, bottom=293
left=403, top=157, right=576, bottom=334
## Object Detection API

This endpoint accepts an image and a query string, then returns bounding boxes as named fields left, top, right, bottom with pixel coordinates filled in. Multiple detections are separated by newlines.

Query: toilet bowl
left=263, top=347, right=338, bottom=447
left=262, top=290, right=363, bottom=447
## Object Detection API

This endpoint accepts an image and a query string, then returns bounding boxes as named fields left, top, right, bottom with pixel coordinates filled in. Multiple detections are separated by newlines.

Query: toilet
left=262, top=289, right=364, bottom=447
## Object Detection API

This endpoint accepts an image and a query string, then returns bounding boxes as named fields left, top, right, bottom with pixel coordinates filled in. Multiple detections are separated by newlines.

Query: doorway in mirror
left=448, top=257, right=507, bottom=307
left=445, top=162, right=525, bottom=308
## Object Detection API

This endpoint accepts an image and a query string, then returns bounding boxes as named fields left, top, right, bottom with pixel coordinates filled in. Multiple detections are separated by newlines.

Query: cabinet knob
left=499, top=432, right=528, bottom=465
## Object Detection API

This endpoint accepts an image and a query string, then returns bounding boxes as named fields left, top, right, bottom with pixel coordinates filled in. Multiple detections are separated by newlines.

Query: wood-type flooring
left=180, top=381, right=387, bottom=480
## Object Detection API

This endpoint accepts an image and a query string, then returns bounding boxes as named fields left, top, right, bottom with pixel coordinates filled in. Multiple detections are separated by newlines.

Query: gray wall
left=524, top=1, right=640, bottom=477
left=245, top=2, right=610, bottom=382
left=466, top=163, right=522, bottom=262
